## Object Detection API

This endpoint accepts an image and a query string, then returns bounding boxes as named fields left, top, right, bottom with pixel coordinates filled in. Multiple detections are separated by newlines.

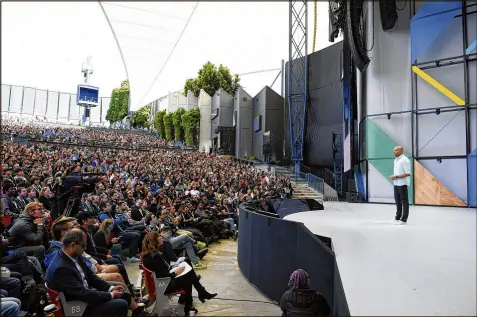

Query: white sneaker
left=393, top=220, right=401, bottom=225
left=399, top=221, right=407, bottom=225
left=127, top=257, right=140, bottom=263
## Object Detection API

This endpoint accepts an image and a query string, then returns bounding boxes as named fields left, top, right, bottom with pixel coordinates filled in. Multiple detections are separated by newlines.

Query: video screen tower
left=77, top=56, right=99, bottom=126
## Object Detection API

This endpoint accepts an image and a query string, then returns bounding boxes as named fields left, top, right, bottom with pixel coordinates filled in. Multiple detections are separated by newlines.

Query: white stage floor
left=284, top=202, right=477, bottom=316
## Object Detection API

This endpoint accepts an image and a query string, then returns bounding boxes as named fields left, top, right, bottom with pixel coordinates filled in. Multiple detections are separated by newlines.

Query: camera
left=51, top=172, right=103, bottom=218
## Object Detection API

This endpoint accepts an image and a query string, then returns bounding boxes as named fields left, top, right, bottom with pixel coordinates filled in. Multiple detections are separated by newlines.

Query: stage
left=284, top=202, right=476, bottom=316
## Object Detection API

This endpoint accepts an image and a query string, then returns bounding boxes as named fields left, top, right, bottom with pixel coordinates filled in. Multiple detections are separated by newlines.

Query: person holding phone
left=141, top=231, right=217, bottom=316
left=93, top=219, right=125, bottom=258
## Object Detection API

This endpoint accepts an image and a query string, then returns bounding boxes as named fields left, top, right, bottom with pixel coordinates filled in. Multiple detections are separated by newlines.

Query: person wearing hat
left=7, top=202, right=49, bottom=261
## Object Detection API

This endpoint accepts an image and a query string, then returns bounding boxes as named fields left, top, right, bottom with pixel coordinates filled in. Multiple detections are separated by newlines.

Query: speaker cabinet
left=379, top=0, right=398, bottom=31
left=346, top=0, right=370, bottom=72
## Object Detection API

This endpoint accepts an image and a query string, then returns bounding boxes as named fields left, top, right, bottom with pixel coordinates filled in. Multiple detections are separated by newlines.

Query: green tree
left=131, top=104, right=151, bottom=128
left=184, top=78, right=199, bottom=97
left=172, top=108, right=186, bottom=141
left=181, top=108, right=200, bottom=146
left=154, top=110, right=166, bottom=138
left=163, top=112, right=174, bottom=141
left=183, top=62, right=240, bottom=97
left=106, top=80, right=129, bottom=123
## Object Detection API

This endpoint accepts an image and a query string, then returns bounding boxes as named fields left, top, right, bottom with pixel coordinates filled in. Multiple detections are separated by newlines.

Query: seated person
left=141, top=231, right=217, bottom=316
left=93, top=219, right=123, bottom=258
left=46, top=229, right=144, bottom=317
left=144, top=212, right=161, bottom=232
left=159, top=226, right=207, bottom=269
left=45, top=217, right=132, bottom=289
left=280, top=269, right=331, bottom=317
left=220, top=198, right=238, bottom=231
left=98, top=202, right=145, bottom=263
left=0, top=276, right=21, bottom=304
left=1, top=182, right=21, bottom=220
left=1, top=281, right=27, bottom=317
left=176, top=206, right=209, bottom=243
left=130, top=200, right=148, bottom=222
left=76, top=212, right=123, bottom=264
left=1, top=238, right=40, bottom=291
left=160, top=207, right=196, bottom=239
left=0, top=295, right=23, bottom=317
left=7, top=202, right=49, bottom=261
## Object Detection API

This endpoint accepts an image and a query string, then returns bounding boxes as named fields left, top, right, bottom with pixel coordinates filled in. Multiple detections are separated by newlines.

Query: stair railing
left=324, top=168, right=335, bottom=188
left=305, top=173, right=325, bottom=197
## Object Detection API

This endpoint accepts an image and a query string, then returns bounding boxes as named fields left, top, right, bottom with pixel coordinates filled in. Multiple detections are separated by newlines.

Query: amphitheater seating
left=46, top=284, right=88, bottom=317
left=2, top=215, right=12, bottom=227
left=141, top=265, right=185, bottom=316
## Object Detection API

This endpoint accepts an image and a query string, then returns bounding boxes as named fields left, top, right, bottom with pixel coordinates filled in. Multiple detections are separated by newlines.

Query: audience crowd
left=1, top=122, right=293, bottom=316
left=1, top=120, right=176, bottom=149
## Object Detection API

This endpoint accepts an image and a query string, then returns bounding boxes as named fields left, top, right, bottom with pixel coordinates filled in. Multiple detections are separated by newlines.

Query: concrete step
left=292, top=188, right=317, bottom=193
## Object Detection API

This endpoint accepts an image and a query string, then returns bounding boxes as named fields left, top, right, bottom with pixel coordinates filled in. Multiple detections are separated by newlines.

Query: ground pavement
left=125, top=239, right=282, bottom=316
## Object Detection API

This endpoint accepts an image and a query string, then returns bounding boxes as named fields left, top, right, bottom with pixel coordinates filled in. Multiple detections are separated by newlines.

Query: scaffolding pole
left=288, top=0, right=308, bottom=175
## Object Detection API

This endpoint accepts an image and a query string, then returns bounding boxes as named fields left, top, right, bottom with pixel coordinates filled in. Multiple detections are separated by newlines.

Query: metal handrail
left=323, top=168, right=335, bottom=188
left=305, top=173, right=325, bottom=196
left=299, top=164, right=312, bottom=173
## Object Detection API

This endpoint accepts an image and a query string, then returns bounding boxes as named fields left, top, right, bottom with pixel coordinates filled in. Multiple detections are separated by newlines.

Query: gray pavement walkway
left=126, top=239, right=282, bottom=316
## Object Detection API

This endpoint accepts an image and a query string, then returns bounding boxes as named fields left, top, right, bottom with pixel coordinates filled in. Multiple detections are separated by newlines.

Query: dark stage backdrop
left=285, top=41, right=344, bottom=169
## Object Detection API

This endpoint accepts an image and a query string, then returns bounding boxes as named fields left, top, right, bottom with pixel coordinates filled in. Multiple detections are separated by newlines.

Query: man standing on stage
left=390, top=146, right=411, bottom=224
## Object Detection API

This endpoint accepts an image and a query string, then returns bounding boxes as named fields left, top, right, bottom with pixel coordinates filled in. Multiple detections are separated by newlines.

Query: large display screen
left=77, top=85, right=99, bottom=105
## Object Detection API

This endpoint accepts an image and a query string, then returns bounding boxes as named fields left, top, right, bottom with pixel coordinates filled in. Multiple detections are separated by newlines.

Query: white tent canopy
left=2, top=2, right=339, bottom=111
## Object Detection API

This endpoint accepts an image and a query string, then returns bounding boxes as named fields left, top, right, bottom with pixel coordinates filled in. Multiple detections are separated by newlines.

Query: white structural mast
left=77, top=56, right=100, bottom=126
left=82, top=56, right=94, bottom=85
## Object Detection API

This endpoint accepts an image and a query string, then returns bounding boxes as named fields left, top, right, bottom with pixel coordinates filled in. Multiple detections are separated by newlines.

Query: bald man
left=390, top=146, right=411, bottom=224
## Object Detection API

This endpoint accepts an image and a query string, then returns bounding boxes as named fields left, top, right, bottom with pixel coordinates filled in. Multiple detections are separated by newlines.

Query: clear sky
left=2, top=1, right=341, bottom=110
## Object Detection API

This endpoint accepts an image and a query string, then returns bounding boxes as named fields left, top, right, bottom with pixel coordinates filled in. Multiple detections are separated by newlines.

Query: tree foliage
left=106, top=80, right=129, bottom=123
left=183, top=62, right=240, bottom=98
left=154, top=110, right=166, bottom=138
left=181, top=108, right=201, bottom=146
left=130, top=104, right=151, bottom=128
left=172, top=108, right=186, bottom=141
left=163, top=112, right=174, bottom=141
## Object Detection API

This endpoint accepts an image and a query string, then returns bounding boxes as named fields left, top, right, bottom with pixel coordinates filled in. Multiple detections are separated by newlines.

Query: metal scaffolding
left=332, top=132, right=343, bottom=194
left=359, top=1, right=476, bottom=207
left=288, top=0, right=308, bottom=175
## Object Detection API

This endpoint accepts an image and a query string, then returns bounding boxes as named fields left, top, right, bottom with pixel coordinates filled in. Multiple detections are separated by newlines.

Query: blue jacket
left=44, top=240, right=94, bottom=270
left=98, top=211, right=129, bottom=230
